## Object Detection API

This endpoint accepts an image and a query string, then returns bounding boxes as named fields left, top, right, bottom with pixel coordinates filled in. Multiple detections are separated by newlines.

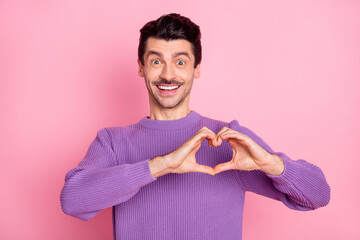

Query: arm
left=61, top=127, right=216, bottom=221
left=214, top=120, right=330, bottom=211
left=60, top=128, right=157, bottom=221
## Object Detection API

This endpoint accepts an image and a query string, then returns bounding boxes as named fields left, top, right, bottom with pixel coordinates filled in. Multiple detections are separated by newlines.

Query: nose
left=159, top=63, right=176, bottom=82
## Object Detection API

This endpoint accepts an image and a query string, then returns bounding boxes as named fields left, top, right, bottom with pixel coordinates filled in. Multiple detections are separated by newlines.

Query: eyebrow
left=147, top=50, right=162, bottom=58
left=173, top=51, right=190, bottom=59
left=147, top=50, right=191, bottom=59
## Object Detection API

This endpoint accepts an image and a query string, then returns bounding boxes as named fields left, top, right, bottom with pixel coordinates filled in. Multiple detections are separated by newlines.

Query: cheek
left=144, top=68, right=162, bottom=79
left=179, top=69, right=195, bottom=80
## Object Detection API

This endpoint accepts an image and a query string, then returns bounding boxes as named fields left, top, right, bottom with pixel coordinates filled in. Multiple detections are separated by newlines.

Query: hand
left=149, top=127, right=217, bottom=177
left=212, top=127, right=285, bottom=176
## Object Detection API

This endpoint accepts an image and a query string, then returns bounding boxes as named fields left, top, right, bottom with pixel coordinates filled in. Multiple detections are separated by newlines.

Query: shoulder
left=105, top=121, right=143, bottom=137
left=93, top=121, right=144, bottom=146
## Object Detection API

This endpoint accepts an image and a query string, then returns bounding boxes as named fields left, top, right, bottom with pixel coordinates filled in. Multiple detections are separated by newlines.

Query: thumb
left=194, top=163, right=215, bottom=176
left=213, top=161, right=234, bottom=174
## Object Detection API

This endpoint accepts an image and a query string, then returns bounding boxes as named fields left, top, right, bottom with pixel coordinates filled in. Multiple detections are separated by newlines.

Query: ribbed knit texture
left=60, top=111, right=330, bottom=240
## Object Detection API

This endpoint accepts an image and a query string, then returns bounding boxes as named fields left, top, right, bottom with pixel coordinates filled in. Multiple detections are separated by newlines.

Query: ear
left=137, top=59, right=144, bottom=77
left=194, top=63, right=201, bottom=79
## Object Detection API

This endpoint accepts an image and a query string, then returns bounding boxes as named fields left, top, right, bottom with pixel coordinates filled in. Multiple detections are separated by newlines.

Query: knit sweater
left=60, top=111, right=330, bottom=240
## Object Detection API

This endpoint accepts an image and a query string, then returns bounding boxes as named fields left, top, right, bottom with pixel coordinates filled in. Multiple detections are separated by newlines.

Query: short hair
left=138, top=13, right=202, bottom=68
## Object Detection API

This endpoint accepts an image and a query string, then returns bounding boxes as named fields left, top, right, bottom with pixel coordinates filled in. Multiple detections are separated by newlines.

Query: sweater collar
left=138, top=110, right=201, bottom=130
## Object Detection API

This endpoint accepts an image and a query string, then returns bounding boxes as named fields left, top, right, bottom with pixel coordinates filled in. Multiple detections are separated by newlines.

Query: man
left=61, top=13, right=330, bottom=239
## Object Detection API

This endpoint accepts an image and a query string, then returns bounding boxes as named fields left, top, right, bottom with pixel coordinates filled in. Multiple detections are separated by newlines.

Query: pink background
left=1, top=0, right=359, bottom=239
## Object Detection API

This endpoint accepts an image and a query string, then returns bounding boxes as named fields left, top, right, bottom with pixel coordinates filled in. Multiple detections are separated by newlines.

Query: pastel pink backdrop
left=1, top=0, right=359, bottom=239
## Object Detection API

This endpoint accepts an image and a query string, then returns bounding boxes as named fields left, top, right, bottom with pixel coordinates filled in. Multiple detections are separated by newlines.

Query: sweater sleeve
left=60, top=128, right=157, bottom=221
left=229, top=120, right=330, bottom=211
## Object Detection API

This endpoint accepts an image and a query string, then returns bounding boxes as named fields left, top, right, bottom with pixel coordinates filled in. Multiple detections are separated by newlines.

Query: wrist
left=149, top=156, right=172, bottom=178
left=260, top=153, right=285, bottom=176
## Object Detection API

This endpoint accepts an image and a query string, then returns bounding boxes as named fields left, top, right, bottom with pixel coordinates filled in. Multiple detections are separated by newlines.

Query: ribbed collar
left=138, top=110, right=201, bottom=130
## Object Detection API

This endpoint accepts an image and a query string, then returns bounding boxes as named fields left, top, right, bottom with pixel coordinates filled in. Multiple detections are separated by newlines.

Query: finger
left=219, top=132, right=250, bottom=143
left=196, top=126, right=215, bottom=134
left=200, top=128, right=216, bottom=147
left=214, top=127, right=230, bottom=146
left=196, top=126, right=216, bottom=137
left=216, top=127, right=230, bottom=138
left=194, top=163, right=215, bottom=176
left=179, top=128, right=216, bottom=157
left=193, top=127, right=216, bottom=144
left=213, top=161, right=235, bottom=174
left=198, top=131, right=216, bottom=144
left=217, top=128, right=242, bottom=137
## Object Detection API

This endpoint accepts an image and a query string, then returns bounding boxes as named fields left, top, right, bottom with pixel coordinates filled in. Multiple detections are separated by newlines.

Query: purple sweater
left=60, top=111, right=330, bottom=240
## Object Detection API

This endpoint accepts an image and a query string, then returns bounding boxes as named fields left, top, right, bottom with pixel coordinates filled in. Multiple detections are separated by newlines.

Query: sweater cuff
left=266, top=152, right=299, bottom=186
left=127, top=159, right=157, bottom=188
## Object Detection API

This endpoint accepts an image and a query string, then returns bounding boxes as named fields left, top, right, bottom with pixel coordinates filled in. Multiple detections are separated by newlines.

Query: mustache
left=153, top=79, right=184, bottom=85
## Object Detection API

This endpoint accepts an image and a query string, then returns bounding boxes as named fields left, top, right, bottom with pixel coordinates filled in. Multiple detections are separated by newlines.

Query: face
left=138, top=37, right=200, bottom=110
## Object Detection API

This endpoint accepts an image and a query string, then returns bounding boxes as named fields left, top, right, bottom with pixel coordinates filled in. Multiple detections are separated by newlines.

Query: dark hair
left=138, top=13, right=202, bottom=68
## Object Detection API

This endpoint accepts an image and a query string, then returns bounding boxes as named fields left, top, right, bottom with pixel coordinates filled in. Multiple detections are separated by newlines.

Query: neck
left=149, top=99, right=191, bottom=121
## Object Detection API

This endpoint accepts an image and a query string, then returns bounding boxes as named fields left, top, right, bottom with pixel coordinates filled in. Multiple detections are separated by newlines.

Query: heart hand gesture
left=149, top=126, right=284, bottom=178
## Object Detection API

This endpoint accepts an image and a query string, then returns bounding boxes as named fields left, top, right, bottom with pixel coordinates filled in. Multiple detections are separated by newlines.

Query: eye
left=152, top=59, right=161, bottom=65
left=177, top=60, right=185, bottom=66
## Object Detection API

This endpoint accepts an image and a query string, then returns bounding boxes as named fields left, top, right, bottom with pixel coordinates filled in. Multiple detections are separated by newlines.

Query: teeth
left=158, top=85, right=179, bottom=90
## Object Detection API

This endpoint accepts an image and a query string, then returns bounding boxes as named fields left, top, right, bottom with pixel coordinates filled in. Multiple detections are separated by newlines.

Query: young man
left=61, top=13, right=330, bottom=239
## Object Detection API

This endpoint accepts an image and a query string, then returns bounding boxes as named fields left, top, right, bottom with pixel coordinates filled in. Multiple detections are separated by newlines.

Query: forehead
left=145, top=37, right=194, bottom=58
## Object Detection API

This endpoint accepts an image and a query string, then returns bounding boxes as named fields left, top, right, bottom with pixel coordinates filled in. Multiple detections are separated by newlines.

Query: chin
left=158, top=102, right=181, bottom=109
left=156, top=98, right=183, bottom=109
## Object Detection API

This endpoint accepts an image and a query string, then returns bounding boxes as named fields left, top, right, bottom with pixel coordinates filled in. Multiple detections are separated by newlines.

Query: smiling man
left=139, top=38, right=199, bottom=118
left=61, top=13, right=330, bottom=240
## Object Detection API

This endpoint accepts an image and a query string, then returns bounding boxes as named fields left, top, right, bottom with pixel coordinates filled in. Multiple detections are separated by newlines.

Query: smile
left=156, top=85, right=180, bottom=91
